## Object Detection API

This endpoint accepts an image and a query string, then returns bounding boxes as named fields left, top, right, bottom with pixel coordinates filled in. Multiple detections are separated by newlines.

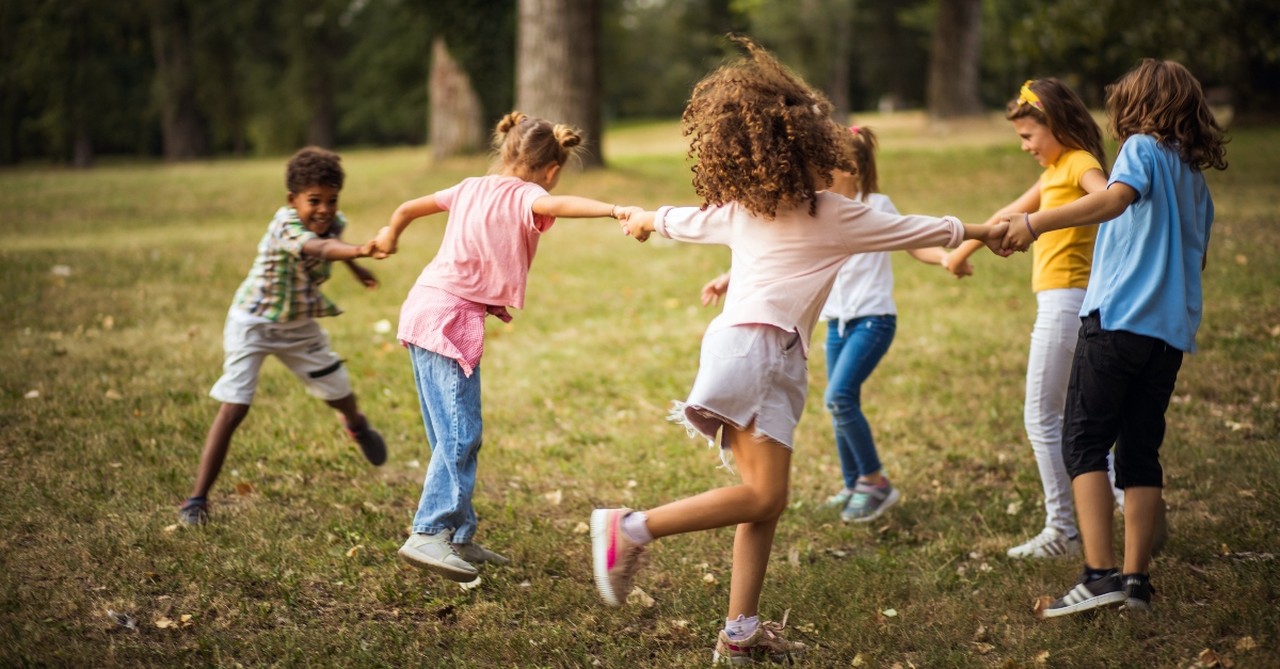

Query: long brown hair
left=1105, top=59, right=1228, bottom=171
left=847, top=126, right=878, bottom=199
left=682, top=35, right=853, bottom=218
left=1006, top=78, right=1107, bottom=173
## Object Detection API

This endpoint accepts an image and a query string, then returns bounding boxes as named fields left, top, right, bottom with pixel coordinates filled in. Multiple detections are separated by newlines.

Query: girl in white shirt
left=587, top=37, right=1007, bottom=663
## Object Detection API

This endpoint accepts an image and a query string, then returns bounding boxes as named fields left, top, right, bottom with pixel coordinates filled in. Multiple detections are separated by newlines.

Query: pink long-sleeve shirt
left=655, top=192, right=964, bottom=356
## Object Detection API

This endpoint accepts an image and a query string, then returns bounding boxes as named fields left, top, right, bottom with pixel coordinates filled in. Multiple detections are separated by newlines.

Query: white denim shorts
left=671, top=324, right=808, bottom=453
left=209, top=312, right=351, bottom=405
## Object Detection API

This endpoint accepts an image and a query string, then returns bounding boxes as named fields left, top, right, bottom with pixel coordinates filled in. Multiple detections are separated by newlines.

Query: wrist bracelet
left=611, top=205, right=620, bottom=219
left=1024, top=212, right=1039, bottom=241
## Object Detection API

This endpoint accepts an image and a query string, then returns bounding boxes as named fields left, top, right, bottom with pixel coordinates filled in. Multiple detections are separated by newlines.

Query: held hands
left=370, top=226, right=398, bottom=259
left=700, top=272, right=730, bottom=307
left=984, top=221, right=1014, bottom=257
left=1000, top=213, right=1035, bottom=253
left=618, top=209, right=655, bottom=242
left=941, top=252, right=974, bottom=279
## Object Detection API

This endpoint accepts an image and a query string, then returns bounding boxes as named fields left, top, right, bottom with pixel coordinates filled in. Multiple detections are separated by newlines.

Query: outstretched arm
left=531, top=195, right=634, bottom=220
left=375, top=194, right=445, bottom=258
left=908, top=247, right=972, bottom=278
left=1003, top=181, right=1136, bottom=252
left=945, top=182, right=1042, bottom=273
left=344, top=259, right=378, bottom=288
left=301, top=237, right=374, bottom=262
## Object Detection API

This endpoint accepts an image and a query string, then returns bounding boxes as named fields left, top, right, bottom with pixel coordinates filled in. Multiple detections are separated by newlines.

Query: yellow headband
left=1018, top=80, right=1044, bottom=110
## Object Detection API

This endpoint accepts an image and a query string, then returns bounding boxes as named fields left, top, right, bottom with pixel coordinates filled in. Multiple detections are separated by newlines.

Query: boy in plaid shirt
left=179, top=147, right=386, bottom=525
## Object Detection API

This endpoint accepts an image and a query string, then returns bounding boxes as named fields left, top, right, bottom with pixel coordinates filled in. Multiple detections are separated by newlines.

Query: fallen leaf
left=573, top=522, right=590, bottom=534
left=51, top=265, right=72, bottom=277
left=1006, top=501, right=1022, bottom=515
left=881, top=608, right=898, bottom=618
left=544, top=489, right=563, bottom=505
left=346, top=544, right=364, bottom=558
left=154, top=617, right=174, bottom=629
left=163, top=523, right=180, bottom=533
left=1032, top=596, right=1053, bottom=618
left=458, top=576, right=482, bottom=591
left=1235, top=637, right=1256, bottom=652
left=519, top=580, right=532, bottom=588
left=702, top=573, right=717, bottom=584
left=102, top=315, right=114, bottom=330
left=973, top=642, right=994, bottom=655
left=630, top=587, right=656, bottom=607
left=235, top=482, right=255, bottom=495
left=852, top=653, right=865, bottom=667
left=973, top=624, right=989, bottom=642
left=407, top=460, right=420, bottom=469
left=1035, top=650, right=1050, bottom=664
left=1238, top=490, right=1255, bottom=498
left=104, top=389, right=123, bottom=400
left=1234, top=254, right=1248, bottom=266
left=24, top=389, right=39, bottom=399
left=1198, top=648, right=1221, bottom=667
left=179, top=614, right=193, bottom=628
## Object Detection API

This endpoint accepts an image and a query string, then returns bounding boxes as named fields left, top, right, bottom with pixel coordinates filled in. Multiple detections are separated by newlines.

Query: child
left=701, top=125, right=971, bottom=525
left=373, top=112, right=638, bottom=583
left=1000, top=60, right=1227, bottom=617
left=945, top=78, right=1130, bottom=559
left=589, top=37, right=1007, bottom=663
left=179, top=146, right=386, bottom=526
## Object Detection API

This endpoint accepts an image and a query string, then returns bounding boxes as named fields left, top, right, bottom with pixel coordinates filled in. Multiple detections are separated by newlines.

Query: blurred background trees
left=1, top=0, right=1276, bottom=167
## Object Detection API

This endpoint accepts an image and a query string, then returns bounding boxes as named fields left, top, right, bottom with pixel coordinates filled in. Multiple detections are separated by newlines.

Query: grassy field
left=1, top=113, right=1277, bottom=668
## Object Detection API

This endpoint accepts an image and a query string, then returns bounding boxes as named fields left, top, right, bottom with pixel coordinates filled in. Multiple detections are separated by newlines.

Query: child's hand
left=613, top=205, right=643, bottom=223
left=1001, top=214, right=1034, bottom=253
left=985, top=220, right=1014, bottom=257
left=349, top=259, right=379, bottom=289
left=485, top=305, right=513, bottom=323
left=700, top=272, right=730, bottom=306
left=372, top=226, right=398, bottom=258
left=941, top=252, right=973, bottom=278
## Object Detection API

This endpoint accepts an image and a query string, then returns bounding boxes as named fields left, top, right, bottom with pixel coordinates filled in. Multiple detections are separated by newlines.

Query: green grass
left=2, top=115, right=1278, bottom=668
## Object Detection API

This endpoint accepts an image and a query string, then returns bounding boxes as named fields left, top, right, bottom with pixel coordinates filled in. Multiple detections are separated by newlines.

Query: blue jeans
left=825, top=316, right=896, bottom=488
left=408, top=344, right=484, bottom=543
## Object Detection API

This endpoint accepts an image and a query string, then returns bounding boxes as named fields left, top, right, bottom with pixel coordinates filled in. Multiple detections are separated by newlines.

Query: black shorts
left=1061, top=312, right=1184, bottom=488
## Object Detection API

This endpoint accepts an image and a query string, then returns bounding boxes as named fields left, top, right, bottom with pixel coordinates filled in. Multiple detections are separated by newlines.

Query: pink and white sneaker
left=590, top=508, right=647, bottom=606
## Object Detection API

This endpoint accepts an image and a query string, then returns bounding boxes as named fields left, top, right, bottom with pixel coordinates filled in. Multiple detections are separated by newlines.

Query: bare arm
left=1003, top=181, right=1137, bottom=252
left=301, top=237, right=373, bottom=261
left=531, top=195, right=620, bottom=219
left=944, top=181, right=1042, bottom=274
left=375, top=194, right=445, bottom=257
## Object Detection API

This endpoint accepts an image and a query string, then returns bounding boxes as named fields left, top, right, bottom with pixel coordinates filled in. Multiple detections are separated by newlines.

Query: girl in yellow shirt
left=947, top=78, right=1128, bottom=559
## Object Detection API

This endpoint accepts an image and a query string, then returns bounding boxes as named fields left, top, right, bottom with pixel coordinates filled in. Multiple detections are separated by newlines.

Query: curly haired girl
left=588, top=37, right=1008, bottom=663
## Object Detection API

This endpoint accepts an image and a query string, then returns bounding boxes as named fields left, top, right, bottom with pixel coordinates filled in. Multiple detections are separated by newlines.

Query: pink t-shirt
left=398, top=175, right=555, bottom=374
left=415, top=175, right=555, bottom=309
left=655, top=192, right=964, bottom=356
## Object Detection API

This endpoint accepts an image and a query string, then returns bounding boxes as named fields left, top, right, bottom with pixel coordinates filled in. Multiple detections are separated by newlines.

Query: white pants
left=1025, top=289, right=1123, bottom=536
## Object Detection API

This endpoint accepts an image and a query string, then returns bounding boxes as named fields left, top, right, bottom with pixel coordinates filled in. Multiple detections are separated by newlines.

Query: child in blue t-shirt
left=1002, top=59, right=1228, bottom=617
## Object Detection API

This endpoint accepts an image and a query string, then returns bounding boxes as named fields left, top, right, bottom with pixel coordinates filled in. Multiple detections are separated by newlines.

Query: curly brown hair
left=1105, top=59, right=1228, bottom=171
left=1006, top=78, right=1108, bottom=174
left=285, top=146, right=345, bottom=193
left=683, top=35, right=853, bottom=218
left=491, top=111, right=584, bottom=178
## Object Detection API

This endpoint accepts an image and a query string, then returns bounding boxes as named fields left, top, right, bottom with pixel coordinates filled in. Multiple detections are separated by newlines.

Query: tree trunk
left=516, top=0, right=603, bottom=168
left=306, top=35, right=336, bottom=148
left=147, top=0, right=206, bottom=160
left=429, top=37, right=485, bottom=161
left=926, top=0, right=984, bottom=120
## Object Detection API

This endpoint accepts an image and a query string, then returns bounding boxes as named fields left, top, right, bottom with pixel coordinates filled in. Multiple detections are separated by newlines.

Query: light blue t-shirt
left=1080, top=134, right=1214, bottom=352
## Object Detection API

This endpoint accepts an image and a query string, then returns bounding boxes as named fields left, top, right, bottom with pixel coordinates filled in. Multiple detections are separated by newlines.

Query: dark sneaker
left=1122, top=573, right=1155, bottom=612
left=177, top=497, right=208, bottom=526
left=454, top=540, right=510, bottom=566
left=841, top=480, right=900, bottom=523
left=590, top=508, right=647, bottom=607
left=399, top=532, right=479, bottom=582
left=713, top=617, right=807, bottom=665
left=342, top=413, right=387, bottom=466
left=1039, top=568, right=1125, bottom=619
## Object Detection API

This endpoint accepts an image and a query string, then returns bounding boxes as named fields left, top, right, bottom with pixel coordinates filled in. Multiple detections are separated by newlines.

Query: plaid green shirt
left=231, top=206, right=347, bottom=321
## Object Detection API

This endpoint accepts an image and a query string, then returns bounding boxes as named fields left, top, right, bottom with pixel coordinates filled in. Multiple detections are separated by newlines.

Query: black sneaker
left=177, top=497, right=209, bottom=526
left=1122, top=573, right=1155, bottom=612
left=342, top=413, right=387, bottom=466
left=1039, top=568, right=1125, bottom=618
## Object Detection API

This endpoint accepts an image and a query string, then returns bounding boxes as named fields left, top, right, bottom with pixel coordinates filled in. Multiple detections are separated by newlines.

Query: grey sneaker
left=177, top=497, right=208, bottom=526
left=841, top=481, right=900, bottom=523
left=1007, top=527, right=1082, bottom=559
left=823, top=487, right=856, bottom=509
left=453, top=540, right=510, bottom=565
left=399, top=532, right=479, bottom=582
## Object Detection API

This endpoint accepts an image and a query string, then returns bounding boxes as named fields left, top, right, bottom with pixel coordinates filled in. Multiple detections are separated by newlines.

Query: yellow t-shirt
left=1033, top=150, right=1102, bottom=292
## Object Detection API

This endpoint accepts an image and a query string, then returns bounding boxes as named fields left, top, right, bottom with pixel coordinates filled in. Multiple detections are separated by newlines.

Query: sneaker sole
left=843, top=487, right=901, bottom=524
left=1038, top=591, right=1126, bottom=618
left=590, top=509, right=622, bottom=607
left=398, top=546, right=479, bottom=582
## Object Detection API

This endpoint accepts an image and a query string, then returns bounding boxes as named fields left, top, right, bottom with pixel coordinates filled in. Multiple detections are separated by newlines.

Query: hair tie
left=848, top=125, right=860, bottom=136
left=1018, top=80, right=1044, bottom=110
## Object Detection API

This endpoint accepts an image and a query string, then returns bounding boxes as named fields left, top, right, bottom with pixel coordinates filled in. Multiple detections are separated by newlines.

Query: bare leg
left=644, top=426, right=791, bottom=619
left=325, top=393, right=363, bottom=426
left=1073, top=471, right=1116, bottom=569
left=189, top=403, right=250, bottom=499
left=1122, top=486, right=1162, bottom=574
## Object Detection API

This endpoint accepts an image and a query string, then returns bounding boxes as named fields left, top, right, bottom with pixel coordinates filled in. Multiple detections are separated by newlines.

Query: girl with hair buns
left=374, top=112, right=639, bottom=582
left=589, top=37, right=1008, bottom=663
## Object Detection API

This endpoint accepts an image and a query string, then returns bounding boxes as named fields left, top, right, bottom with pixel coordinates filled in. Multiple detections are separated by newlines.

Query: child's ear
left=544, top=163, right=562, bottom=184
left=286, top=192, right=297, bottom=206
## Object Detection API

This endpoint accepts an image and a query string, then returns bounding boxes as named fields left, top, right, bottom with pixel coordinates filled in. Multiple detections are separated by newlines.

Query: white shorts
left=209, top=313, right=351, bottom=405
left=671, top=324, right=808, bottom=451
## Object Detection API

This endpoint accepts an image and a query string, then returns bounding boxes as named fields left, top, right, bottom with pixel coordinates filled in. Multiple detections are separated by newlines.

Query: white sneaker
left=399, top=532, right=479, bottom=582
left=1007, top=527, right=1081, bottom=559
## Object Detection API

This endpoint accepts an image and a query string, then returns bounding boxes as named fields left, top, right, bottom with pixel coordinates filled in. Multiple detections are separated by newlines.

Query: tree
left=147, top=0, right=208, bottom=160
left=516, top=0, right=604, bottom=168
left=429, top=38, right=485, bottom=161
left=926, top=0, right=984, bottom=119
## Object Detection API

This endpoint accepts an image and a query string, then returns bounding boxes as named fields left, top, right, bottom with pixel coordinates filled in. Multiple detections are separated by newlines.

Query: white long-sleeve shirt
left=655, top=192, right=963, bottom=356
